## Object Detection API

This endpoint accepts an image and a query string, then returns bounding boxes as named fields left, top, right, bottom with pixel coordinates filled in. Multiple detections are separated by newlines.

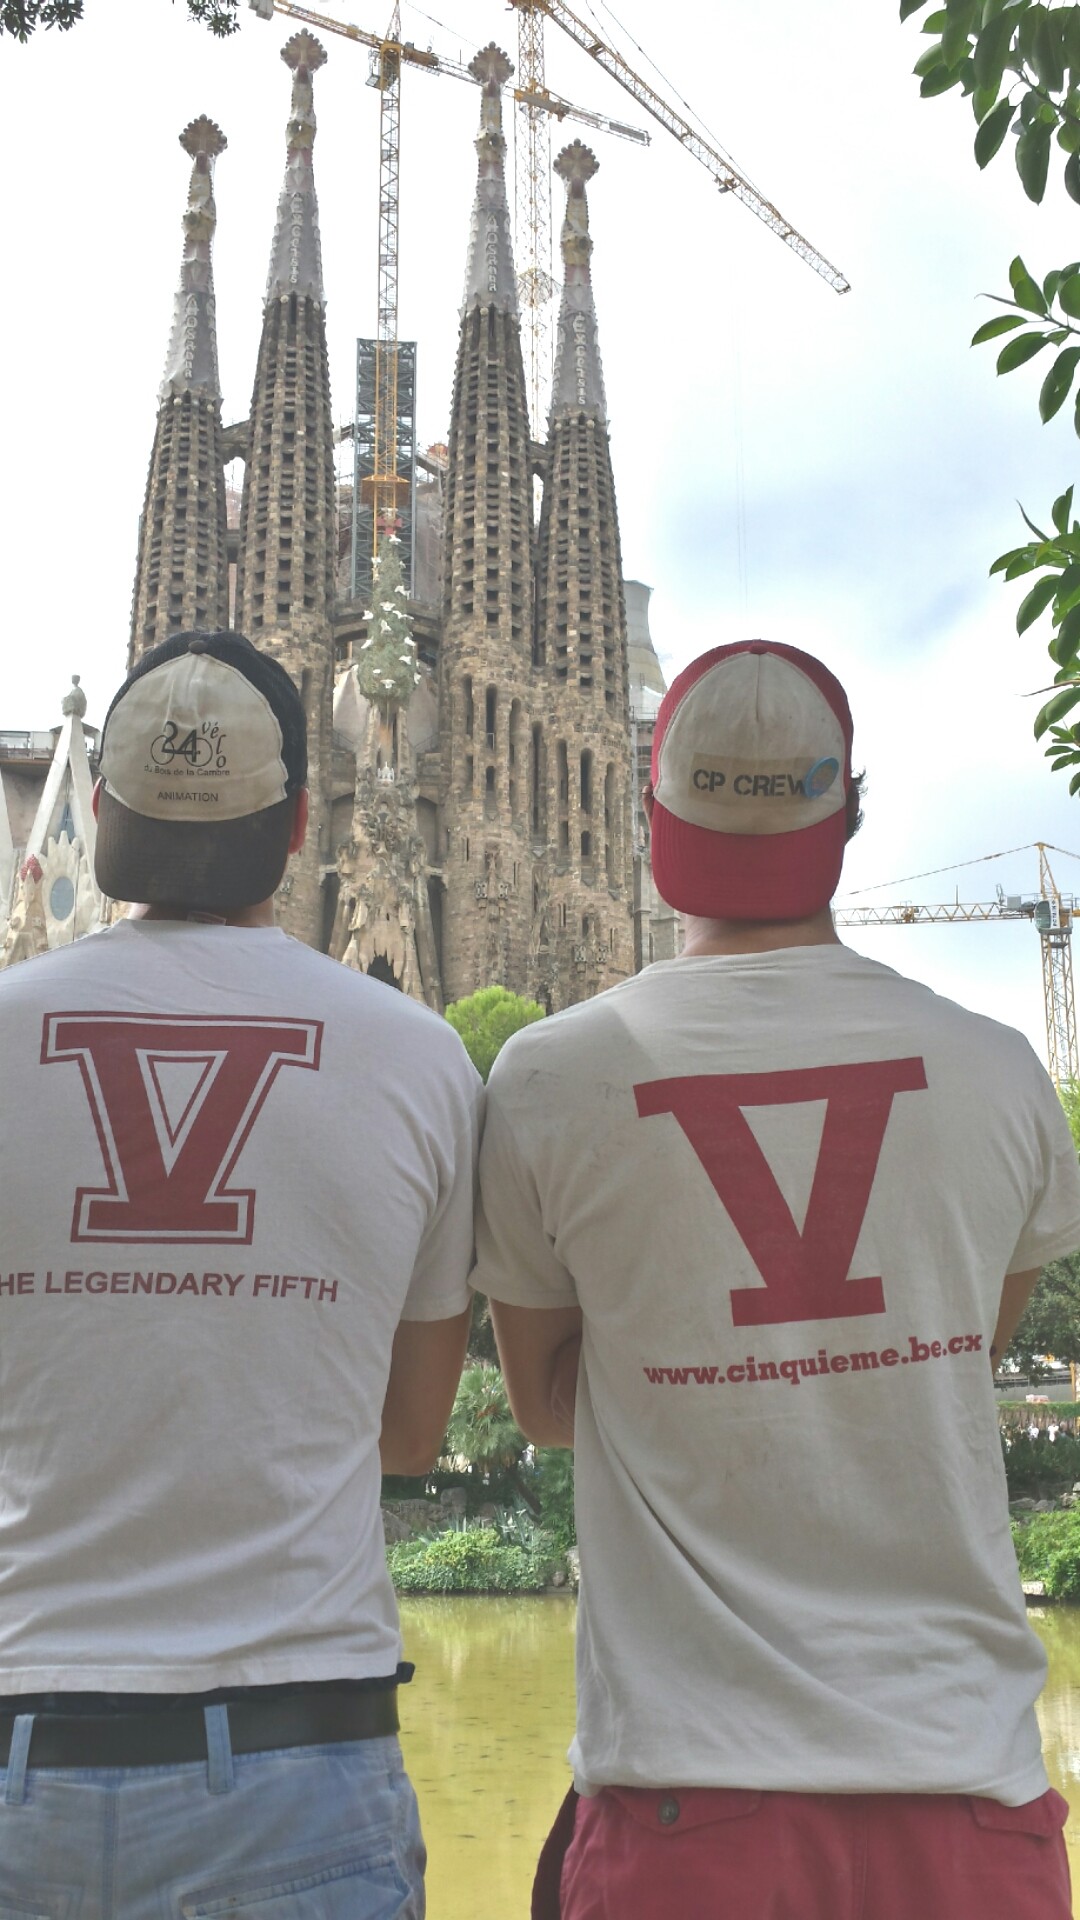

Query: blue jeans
left=0, top=1710, right=424, bottom=1918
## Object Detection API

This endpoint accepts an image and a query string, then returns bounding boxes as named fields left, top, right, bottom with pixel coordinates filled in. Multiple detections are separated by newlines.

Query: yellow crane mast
left=833, top=844, right=1079, bottom=1086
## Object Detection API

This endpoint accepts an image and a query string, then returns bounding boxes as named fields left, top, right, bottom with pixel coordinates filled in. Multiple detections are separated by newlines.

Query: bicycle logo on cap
left=151, top=719, right=228, bottom=772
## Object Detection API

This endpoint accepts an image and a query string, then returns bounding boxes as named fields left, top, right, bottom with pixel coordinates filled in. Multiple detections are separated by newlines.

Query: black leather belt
left=0, top=1687, right=399, bottom=1769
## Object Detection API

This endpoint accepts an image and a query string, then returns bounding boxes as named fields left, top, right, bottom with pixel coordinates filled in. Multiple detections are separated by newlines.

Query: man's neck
left=679, top=907, right=841, bottom=958
left=126, top=902, right=277, bottom=929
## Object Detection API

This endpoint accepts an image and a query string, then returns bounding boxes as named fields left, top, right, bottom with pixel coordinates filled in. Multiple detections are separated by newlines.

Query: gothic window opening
left=484, top=764, right=496, bottom=821
left=485, top=686, right=497, bottom=750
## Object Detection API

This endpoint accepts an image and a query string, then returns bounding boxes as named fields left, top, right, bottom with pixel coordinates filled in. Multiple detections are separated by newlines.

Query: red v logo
left=634, top=1060, right=927, bottom=1327
left=42, top=1013, right=323, bottom=1244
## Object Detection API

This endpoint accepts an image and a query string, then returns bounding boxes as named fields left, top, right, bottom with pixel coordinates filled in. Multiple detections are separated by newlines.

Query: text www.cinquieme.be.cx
left=643, top=1332, right=983, bottom=1389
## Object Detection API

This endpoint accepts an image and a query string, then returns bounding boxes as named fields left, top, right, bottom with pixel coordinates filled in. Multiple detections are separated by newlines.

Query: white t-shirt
left=474, top=947, right=1080, bottom=1804
left=0, top=920, right=481, bottom=1695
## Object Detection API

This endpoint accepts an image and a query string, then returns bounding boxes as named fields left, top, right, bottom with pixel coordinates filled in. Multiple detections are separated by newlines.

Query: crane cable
left=839, top=842, right=1080, bottom=899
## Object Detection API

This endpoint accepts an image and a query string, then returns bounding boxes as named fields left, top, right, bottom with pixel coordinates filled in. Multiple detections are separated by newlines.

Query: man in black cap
left=0, top=631, right=478, bottom=1915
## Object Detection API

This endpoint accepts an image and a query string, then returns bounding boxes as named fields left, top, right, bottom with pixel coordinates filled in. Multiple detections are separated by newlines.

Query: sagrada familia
left=0, top=32, right=673, bottom=1007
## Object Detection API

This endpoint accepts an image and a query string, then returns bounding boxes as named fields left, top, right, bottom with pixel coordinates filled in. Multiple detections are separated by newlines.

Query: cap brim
left=94, top=787, right=295, bottom=912
left=650, top=800, right=846, bottom=922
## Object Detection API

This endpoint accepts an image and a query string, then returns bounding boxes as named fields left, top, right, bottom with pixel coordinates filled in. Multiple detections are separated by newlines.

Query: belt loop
left=204, top=1704, right=235, bottom=1796
left=4, top=1715, right=34, bottom=1806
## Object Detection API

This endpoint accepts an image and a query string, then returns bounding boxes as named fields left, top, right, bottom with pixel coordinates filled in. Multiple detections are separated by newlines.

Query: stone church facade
left=0, top=33, right=677, bottom=999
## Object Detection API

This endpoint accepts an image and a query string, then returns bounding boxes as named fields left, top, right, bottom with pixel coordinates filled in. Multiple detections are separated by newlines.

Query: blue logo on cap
left=804, top=757, right=839, bottom=800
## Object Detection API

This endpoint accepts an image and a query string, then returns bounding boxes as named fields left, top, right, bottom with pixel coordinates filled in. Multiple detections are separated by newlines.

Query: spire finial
left=265, top=33, right=327, bottom=303
left=555, top=140, right=598, bottom=271
left=461, top=44, right=519, bottom=315
left=281, top=31, right=327, bottom=153
left=549, top=142, right=607, bottom=421
left=159, top=116, right=226, bottom=399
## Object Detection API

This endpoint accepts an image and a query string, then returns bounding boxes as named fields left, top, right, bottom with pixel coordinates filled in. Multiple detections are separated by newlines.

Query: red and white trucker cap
left=649, top=640, right=854, bottom=921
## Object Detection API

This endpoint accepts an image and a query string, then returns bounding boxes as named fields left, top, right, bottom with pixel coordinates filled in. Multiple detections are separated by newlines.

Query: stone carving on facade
left=1, top=857, right=48, bottom=969
left=333, top=757, right=431, bottom=1005
left=61, top=675, right=87, bottom=720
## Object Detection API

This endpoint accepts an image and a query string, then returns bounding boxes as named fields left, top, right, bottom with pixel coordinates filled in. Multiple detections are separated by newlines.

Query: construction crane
left=251, top=0, right=647, bottom=572
left=833, top=844, right=1079, bottom=1086
left=507, top=0, right=850, bottom=298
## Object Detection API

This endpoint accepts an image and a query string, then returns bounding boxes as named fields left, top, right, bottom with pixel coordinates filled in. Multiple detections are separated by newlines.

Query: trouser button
left=657, top=1794, right=681, bottom=1825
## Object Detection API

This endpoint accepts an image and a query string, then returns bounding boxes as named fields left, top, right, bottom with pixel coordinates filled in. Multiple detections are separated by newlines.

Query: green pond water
left=397, top=1595, right=1080, bottom=1920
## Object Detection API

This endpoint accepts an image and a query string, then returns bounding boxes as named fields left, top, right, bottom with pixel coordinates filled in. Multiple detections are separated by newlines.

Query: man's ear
left=91, top=776, right=103, bottom=822
left=642, top=782, right=655, bottom=825
left=289, top=787, right=309, bottom=855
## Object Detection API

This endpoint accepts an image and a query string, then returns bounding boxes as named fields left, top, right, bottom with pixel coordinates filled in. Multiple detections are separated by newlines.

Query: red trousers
left=533, top=1783, right=1072, bottom=1920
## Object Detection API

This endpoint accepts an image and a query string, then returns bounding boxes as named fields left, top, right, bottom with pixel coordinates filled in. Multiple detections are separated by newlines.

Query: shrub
left=536, top=1448, right=576, bottom=1554
left=1012, top=1507, right=1080, bottom=1599
left=1002, top=1431, right=1080, bottom=1496
left=385, top=1525, right=550, bottom=1593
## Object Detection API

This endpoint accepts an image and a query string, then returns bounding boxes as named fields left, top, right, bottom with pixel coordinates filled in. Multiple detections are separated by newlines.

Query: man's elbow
left=380, top=1434, right=443, bottom=1478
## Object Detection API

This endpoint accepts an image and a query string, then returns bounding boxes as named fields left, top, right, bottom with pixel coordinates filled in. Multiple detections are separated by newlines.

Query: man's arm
left=490, top=1299, right=583, bottom=1448
left=380, top=1306, right=472, bottom=1475
left=991, top=1268, right=1040, bottom=1369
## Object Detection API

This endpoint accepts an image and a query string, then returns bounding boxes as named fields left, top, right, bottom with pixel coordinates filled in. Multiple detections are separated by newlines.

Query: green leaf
left=1054, top=559, right=1080, bottom=611
left=1017, top=118, right=1053, bottom=200
left=943, top=16, right=975, bottom=62
left=997, top=330, right=1051, bottom=371
left=1004, top=553, right=1040, bottom=577
left=975, top=94, right=1016, bottom=158
left=1061, top=273, right=1080, bottom=317
left=921, top=60, right=963, bottom=91
left=915, top=41, right=948, bottom=74
left=1067, top=149, right=1080, bottom=201
left=1041, top=349, right=1080, bottom=421
left=1021, top=503, right=1051, bottom=540
left=1068, top=767, right=1080, bottom=793
left=1047, top=330, right=1075, bottom=345
left=991, top=542, right=1037, bottom=573
left=1052, top=602, right=1080, bottom=660
left=1045, top=269, right=1064, bottom=305
left=922, top=7, right=949, bottom=24
left=975, top=7, right=1022, bottom=88
left=1010, top=254, right=1050, bottom=311
left=972, top=311, right=1028, bottom=342
left=1018, top=573, right=1061, bottom=631
left=1033, top=11, right=1066, bottom=91
left=900, top=0, right=930, bottom=18
left=1018, top=5, right=1040, bottom=66
left=1036, top=685, right=1080, bottom=737
left=1054, top=486, right=1076, bottom=533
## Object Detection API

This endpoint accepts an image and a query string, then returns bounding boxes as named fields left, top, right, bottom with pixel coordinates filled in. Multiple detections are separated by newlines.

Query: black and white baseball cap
left=95, top=631, right=307, bottom=910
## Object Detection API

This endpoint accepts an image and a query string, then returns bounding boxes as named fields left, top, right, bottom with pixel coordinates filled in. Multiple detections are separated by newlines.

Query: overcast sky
left=4, top=0, right=1080, bottom=1061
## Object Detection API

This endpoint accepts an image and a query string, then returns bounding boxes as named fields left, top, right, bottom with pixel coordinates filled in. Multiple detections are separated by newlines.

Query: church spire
left=438, top=42, right=534, bottom=1001
left=549, top=140, right=607, bottom=421
left=533, top=142, right=634, bottom=1004
left=235, top=32, right=336, bottom=946
left=461, top=44, right=519, bottom=315
left=161, top=116, right=228, bottom=398
left=265, top=31, right=327, bottom=304
left=129, top=118, right=230, bottom=662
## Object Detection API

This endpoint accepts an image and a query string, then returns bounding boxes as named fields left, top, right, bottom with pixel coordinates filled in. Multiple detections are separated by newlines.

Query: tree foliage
left=1006, top=1254, right=1080, bottom=1370
left=2, top=0, right=240, bottom=39
left=444, top=985, right=545, bottom=1084
left=902, top=0, right=1080, bottom=785
left=1003, top=1078, right=1080, bottom=1371
left=442, top=1363, right=539, bottom=1512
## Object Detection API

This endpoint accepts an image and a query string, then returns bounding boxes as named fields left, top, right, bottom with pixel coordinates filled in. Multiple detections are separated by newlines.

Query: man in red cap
left=475, top=640, right=1080, bottom=1919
